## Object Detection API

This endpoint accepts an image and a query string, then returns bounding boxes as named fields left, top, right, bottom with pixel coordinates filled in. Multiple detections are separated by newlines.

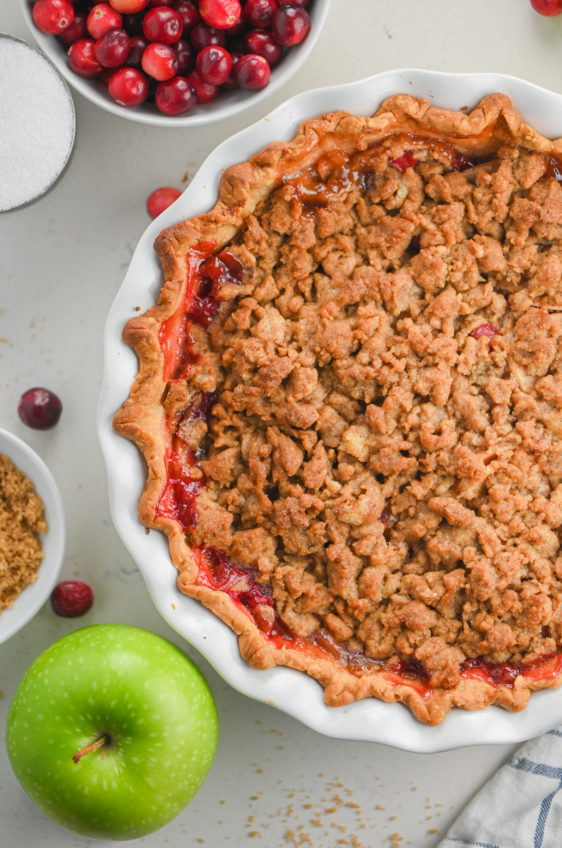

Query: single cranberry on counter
left=86, top=3, right=122, bottom=39
left=146, top=186, right=182, bottom=218
left=233, top=52, right=270, bottom=89
left=245, top=0, right=277, bottom=28
left=58, top=12, right=87, bottom=46
left=190, top=21, right=226, bottom=50
left=33, top=0, right=75, bottom=35
left=199, top=0, right=242, bottom=29
left=530, top=0, right=562, bottom=13
left=108, top=0, right=149, bottom=12
left=174, top=38, right=194, bottom=73
left=94, top=27, right=131, bottom=67
left=243, top=29, right=282, bottom=64
left=142, top=42, right=179, bottom=79
left=195, top=44, right=232, bottom=85
left=271, top=4, right=310, bottom=45
left=67, top=37, right=103, bottom=76
left=51, top=581, right=94, bottom=617
left=173, top=0, right=201, bottom=31
left=108, top=66, right=150, bottom=105
left=18, top=388, right=62, bottom=430
left=155, top=74, right=198, bottom=114
left=142, top=5, right=183, bottom=42
left=187, top=69, right=218, bottom=101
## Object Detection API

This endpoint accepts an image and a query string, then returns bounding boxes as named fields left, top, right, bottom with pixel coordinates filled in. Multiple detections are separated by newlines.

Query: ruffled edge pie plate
left=99, top=70, right=562, bottom=751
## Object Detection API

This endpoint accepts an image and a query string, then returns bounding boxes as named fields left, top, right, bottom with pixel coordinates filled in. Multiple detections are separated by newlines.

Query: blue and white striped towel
left=438, top=729, right=562, bottom=848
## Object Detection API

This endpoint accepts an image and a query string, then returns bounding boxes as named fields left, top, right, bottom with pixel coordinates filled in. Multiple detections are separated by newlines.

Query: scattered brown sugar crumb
left=0, top=454, right=46, bottom=611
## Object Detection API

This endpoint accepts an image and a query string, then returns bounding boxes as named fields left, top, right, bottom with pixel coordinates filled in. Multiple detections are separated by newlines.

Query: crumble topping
left=176, top=136, right=562, bottom=693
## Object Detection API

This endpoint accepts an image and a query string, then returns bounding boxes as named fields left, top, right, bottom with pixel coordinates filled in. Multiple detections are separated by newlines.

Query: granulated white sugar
left=0, top=35, right=75, bottom=212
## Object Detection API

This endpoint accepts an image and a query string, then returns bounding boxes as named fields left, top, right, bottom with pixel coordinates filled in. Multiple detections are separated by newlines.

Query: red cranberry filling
left=160, top=243, right=244, bottom=378
left=379, top=505, right=398, bottom=528
left=155, top=391, right=219, bottom=529
left=390, top=150, right=418, bottom=172
left=545, top=155, right=562, bottom=180
left=451, top=151, right=478, bottom=171
left=192, top=543, right=562, bottom=694
left=156, top=473, right=204, bottom=528
left=470, top=322, right=500, bottom=340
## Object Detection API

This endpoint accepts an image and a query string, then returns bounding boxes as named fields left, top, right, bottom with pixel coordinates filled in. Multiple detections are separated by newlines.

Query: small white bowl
left=19, top=0, right=331, bottom=127
left=0, top=429, right=65, bottom=643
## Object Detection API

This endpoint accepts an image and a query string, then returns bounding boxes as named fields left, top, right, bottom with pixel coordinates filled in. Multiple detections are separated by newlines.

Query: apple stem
left=72, top=734, right=110, bottom=764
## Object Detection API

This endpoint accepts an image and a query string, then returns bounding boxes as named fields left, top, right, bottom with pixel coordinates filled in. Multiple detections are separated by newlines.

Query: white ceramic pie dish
left=0, top=428, right=65, bottom=643
left=98, top=68, right=562, bottom=752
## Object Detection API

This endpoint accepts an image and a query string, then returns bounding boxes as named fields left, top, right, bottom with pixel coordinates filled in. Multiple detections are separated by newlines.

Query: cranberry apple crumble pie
left=115, top=94, right=562, bottom=724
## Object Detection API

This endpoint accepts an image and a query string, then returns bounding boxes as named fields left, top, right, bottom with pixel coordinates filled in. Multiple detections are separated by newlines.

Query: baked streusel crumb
left=187, top=138, right=562, bottom=688
left=116, top=94, right=562, bottom=722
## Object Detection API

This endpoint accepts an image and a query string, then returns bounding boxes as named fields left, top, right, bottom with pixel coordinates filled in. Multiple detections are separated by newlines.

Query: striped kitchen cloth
left=438, top=729, right=562, bottom=848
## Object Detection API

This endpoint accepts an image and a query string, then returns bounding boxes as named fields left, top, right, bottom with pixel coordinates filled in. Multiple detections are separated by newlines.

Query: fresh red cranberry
left=199, top=0, right=242, bottom=28
left=142, top=42, right=178, bottom=79
left=278, top=0, right=308, bottom=4
left=143, top=5, right=183, bottom=42
left=226, top=15, right=247, bottom=35
left=233, top=52, right=270, bottom=89
left=190, top=22, right=226, bottom=50
left=271, top=4, right=310, bottom=45
left=195, top=44, right=232, bottom=85
left=127, top=34, right=148, bottom=65
left=243, top=29, right=282, bottom=63
left=155, top=74, right=197, bottom=114
left=94, top=27, right=130, bottom=66
left=108, top=66, right=149, bottom=105
left=187, top=69, right=218, bottom=101
left=67, top=37, right=102, bottom=75
left=530, top=0, right=562, bottom=13
left=121, top=11, right=145, bottom=33
left=86, top=2, right=121, bottom=38
left=173, top=0, right=200, bottom=30
left=108, top=0, right=148, bottom=11
left=148, top=0, right=174, bottom=4
left=51, top=581, right=94, bottom=617
left=146, top=186, right=182, bottom=218
left=58, top=11, right=87, bottom=45
left=33, top=0, right=75, bottom=35
left=18, top=388, right=62, bottom=429
left=245, top=0, right=277, bottom=28
left=222, top=49, right=241, bottom=87
left=174, top=38, right=194, bottom=72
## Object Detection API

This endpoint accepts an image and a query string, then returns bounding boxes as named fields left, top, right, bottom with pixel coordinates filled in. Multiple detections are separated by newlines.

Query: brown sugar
left=0, top=454, right=47, bottom=611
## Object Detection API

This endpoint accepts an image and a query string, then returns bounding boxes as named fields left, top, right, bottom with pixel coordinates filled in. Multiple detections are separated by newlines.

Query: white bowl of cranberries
left=21, top=0, right=330, bottom=125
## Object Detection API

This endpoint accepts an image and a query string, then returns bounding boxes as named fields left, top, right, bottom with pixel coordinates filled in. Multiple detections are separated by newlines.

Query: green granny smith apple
left=6, top=624, right=219, bottom=840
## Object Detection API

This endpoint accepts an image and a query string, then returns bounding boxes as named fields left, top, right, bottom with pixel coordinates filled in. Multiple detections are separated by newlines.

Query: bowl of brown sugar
left=0, top=429, right=65, bottom=643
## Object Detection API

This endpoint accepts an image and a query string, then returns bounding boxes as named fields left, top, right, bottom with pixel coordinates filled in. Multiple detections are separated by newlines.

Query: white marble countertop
left=2, top=1, right=562, bottom=845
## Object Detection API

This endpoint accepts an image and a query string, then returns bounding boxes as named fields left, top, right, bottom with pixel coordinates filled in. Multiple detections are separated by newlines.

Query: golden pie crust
left=114, top=94, right=562, bottom=725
